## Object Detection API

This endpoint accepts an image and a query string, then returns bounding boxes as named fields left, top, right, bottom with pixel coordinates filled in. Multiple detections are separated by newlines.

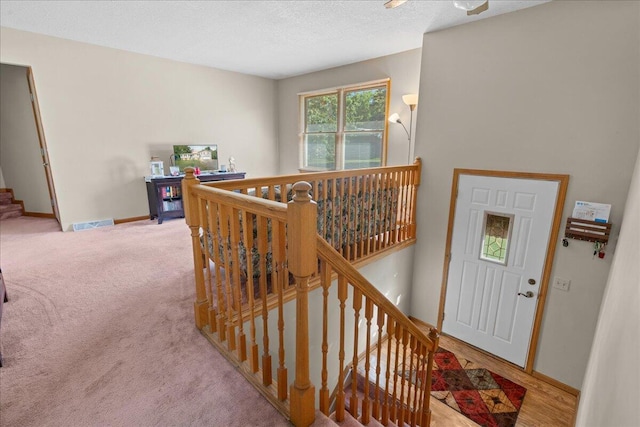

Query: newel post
left=288, top=182, right=317, bottom=427
left=182, top=167, right=207, bottom=330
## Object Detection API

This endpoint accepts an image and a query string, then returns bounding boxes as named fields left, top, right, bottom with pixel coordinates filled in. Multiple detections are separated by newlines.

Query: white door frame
left=437, top=169, right=569, bottom=373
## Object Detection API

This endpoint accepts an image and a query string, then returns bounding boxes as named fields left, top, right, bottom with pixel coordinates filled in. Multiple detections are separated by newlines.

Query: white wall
left=277, top=49, right=422, bottom=174
left=0, top=63, right=52, bottom=213
left=411, top=0, right=639, bottom=389
left=0, top=27, right=279, bottom=230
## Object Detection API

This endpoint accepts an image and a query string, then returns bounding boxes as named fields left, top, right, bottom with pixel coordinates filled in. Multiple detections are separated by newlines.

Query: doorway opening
left=0, top=63, right=60, bottom=228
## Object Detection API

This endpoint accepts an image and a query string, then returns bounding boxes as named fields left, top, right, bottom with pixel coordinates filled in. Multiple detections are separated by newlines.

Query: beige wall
left=0, top=27, right=279, bottom=230
left=277, top=48, right=422, bottom=174
left=0, top=165, right=5, bottom=188
left=0, top=63, right=52, bottom=213
left=576, top=149, right=640, bottom=426
left=411, top=0, right=639, bottom=389
left=577, top=5, right=640, bottom=422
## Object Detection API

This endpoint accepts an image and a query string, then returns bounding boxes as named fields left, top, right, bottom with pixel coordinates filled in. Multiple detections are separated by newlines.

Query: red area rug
left=406, top=348, right=527, bottom=427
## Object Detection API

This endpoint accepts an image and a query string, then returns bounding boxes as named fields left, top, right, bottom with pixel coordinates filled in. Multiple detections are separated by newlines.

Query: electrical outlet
left=553, top=277, right=571, bottom=292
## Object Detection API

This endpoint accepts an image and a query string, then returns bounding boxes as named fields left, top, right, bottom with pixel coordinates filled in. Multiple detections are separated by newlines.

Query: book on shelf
left=162, top=200, right=183, bottom=211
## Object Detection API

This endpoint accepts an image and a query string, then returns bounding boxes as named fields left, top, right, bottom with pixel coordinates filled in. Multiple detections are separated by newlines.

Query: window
left=480, top=212, right=514, bottom=265
left=300, top=80, right=390, bottom=171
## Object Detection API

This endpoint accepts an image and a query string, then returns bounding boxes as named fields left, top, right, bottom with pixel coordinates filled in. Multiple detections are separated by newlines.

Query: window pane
left=344, top=87, right=387, bottom=132
left=306, top=94, right=338, bottom=133
left=480, top=213, right=513, bottom=265
left=344, top=132, right=382, bottom=169
left=305, top=134, right=336, bottom=169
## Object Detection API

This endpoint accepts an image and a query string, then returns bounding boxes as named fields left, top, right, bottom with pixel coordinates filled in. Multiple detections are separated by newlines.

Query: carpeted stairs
left=0, top=190, right=23, bottom=220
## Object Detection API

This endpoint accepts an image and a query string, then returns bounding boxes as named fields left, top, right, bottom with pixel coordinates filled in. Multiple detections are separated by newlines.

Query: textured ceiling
left=0, top=0, right=549, bottom=79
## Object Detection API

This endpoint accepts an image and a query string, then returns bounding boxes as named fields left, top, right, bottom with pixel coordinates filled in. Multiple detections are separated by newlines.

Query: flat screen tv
left=172, top=145, right=218, bottom=173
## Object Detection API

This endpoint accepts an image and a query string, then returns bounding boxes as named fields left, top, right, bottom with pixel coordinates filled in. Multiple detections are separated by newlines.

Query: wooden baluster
left=182, top=168, right=208, bottom=330
left=242, top=210, right=259, bottom=372
left=336, top=276, right=348, bottom=422
left=411, top=158, right=422, bottom=240
left=219, top=205, right=236, bottom=352
left=397, top=328, right=409, bottom=426
left=401, top=170, right=409, bottom=242
left=383, top=317, right=394, bottom=425
left=409, top=335, right=418, bottom=426
left=321, top=178, right=328, bottom=244
left=208, top=202, right=226, bottom=341
left=287, top=182, right=317, bottom=427
left=199, top=198, right=215, bottom=332
left=373, top=173, right=382, bottom=253
left=390, top=322, right=401, bottom=422
left=363, top=174, right=371, bottom=256
left=383, top=172, right=392, bottom=248
left=331, top=178, right=337, bottom=250
left=387, top=171, right=396, bottom=247
left=354, top=176, right=367, bottom=259
left=361, top=297, right=373, bottom=425
left=390, top=171, right=399, bottom=246
left=319, top=260, right=331, bottom=415
left=272, top=219, right=288, bottom=401
left=230, top=207, right=247, bottom=362
left=414, top=341, right=426, bottom=427
left=421, top=328, right=438, bottom=427
left=373, top=308, right=385, bottom=421
left=350, top=287, right=362, bottom=418
left=346, top=177, right=354, bottom=261
left=257, top=215, right=272, bottom=386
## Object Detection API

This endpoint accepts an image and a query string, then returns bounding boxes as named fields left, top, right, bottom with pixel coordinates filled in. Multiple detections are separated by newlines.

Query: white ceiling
left=0, top=0, right=548, bottom=79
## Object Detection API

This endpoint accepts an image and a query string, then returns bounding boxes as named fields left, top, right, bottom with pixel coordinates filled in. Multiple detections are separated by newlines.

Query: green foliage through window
left=302, top=81, right=389, bottom=170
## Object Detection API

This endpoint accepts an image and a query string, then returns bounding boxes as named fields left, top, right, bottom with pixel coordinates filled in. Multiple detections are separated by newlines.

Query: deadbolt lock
left=528, top=278, right=536, bottom=285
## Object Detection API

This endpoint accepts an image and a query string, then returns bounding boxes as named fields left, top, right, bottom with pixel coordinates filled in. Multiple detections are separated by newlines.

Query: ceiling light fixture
left=388, top=93, right=418, bottom=164
left=454, top=0, right=489, bottom=15
left=384, top=0, right=408, bottom=9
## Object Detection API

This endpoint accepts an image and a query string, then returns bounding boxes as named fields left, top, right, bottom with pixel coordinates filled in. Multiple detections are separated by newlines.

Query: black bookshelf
left=145, top=172, right=245, bottom=224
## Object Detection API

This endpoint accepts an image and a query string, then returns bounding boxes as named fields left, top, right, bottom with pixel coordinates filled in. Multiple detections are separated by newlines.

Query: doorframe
left=437, top=169, right=569, bottom=373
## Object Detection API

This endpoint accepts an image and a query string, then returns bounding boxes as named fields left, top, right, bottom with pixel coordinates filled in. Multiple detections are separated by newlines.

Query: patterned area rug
left=406, top=348, right=527, bottom=427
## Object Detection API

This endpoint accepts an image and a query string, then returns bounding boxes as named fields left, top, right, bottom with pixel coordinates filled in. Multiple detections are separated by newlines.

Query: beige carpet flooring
left=0, top=216, right=290, bottom=426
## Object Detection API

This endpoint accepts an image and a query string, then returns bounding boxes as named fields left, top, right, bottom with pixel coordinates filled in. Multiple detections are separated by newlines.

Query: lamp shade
left=402, top=94, right=418, bottom=107
left=388, top=113, right=401, bottom=123
left=453, top=0, right=487, bottom=11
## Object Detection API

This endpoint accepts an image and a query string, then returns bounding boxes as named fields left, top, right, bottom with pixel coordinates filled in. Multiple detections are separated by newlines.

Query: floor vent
left=72, top=219, right=115, bottom=231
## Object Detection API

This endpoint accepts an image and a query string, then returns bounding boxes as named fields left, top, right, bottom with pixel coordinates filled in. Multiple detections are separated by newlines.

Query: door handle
left=518, top=291, right=534, bottom=298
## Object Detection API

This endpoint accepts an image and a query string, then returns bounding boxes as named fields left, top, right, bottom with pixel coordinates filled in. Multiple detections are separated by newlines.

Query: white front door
left=442, top=174, right=559, bottom=367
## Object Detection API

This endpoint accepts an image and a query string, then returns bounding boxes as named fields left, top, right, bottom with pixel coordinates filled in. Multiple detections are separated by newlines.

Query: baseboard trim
left=114, top=215, right=152, bottom=225
left=23, top=212, right=55, bottom=219
left=532, top=370, right=580, bottom=397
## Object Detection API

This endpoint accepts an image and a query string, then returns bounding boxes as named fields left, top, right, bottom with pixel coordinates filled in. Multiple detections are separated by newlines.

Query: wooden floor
left=422, top=331, right=578, bottom=427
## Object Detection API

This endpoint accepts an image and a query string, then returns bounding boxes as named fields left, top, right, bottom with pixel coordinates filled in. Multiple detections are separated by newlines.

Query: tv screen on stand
left=172, top=145, right=218, bottom=174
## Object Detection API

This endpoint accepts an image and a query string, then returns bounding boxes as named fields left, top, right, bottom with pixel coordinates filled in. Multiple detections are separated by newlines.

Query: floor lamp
left=388, top=93, right=418, bottom=164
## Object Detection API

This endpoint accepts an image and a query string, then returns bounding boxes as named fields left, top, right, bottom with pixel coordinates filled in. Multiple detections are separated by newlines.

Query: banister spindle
left=287, top=181, right=317, bottom=427
left=182, top=167, right=207, bottom=330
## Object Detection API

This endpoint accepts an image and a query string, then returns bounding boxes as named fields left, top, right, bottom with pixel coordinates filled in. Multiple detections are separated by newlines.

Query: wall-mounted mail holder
left=565, top=217, right=612, bottom=244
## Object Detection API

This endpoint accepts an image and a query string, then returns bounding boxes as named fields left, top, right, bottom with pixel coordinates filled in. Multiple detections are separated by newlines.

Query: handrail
left=206, top=161, right=422, bottom=192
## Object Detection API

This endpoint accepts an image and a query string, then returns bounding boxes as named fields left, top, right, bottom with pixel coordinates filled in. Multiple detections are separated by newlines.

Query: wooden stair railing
left=204, top=159, right=422, bottom=265
left=182, top=164, right=436, bottom=426
left=316, top=236, right=439, bottom=426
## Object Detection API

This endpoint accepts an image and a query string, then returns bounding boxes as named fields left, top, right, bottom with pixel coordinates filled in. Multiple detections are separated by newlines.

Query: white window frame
left=298, top=79, right=391, bottom=171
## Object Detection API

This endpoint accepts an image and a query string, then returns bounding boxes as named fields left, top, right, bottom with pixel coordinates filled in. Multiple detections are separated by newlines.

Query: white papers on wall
left=572, top=201, right=611, bottom=223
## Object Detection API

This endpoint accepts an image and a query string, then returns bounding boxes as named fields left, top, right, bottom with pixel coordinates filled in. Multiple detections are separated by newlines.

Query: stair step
left=0, top=203, right=23, bottom=219
left=0, top=192, right=13, bottom=205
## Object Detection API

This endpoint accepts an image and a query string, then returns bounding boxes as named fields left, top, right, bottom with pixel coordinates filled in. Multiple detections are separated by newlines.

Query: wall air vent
left=72, top=219, right=115, bottom=232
